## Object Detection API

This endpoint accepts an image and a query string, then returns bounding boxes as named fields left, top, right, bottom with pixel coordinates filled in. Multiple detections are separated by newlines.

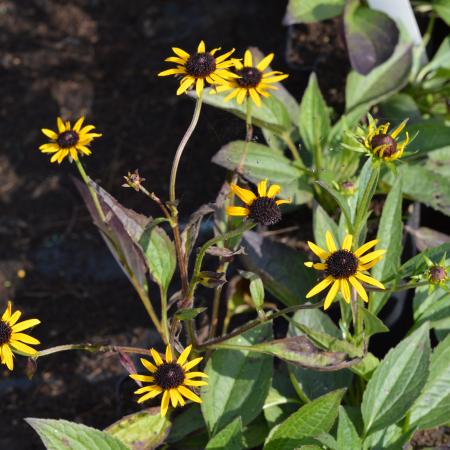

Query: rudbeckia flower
left=214, top=49, right=289, bottom=107
left=40, top=117, right=102, bottom=164
left=0, top=301, right=40, bottom=371
left=305, top=231, right=385, bottom=310
left=226, top=179, right=291, bottom=226
left=363, top=117, right=410, bottom=161
left=158, top=40, right=237, bottom=97
left=130, top=344, right=208, bottom=417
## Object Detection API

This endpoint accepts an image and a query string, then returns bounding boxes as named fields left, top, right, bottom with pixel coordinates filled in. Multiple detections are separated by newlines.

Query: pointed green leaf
left=264, top=389, right=346, bottom=450
left=337, top=406, right=362, bottom=450
left=206, top=418, right=243, bottom=449
left=26, top=418, right=128, bottom=450
left=283, top=0, right=345, bottom=24
left=358, top=306, right=389, bottom=338
left=361, top=323, right=431, bottom=434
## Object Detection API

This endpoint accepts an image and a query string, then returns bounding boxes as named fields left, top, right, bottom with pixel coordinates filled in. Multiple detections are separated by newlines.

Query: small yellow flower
left=158, top=40, right=237, bottom=97
left=226, top=180, right=291, bottom=226
left=40, top=117, right=102, bottom=164
left=363, top=118, right=409, bottom=161
left=305, top=231, right=385, bottom=310
left=130, top=344, right=208, bottom=417
left=0, top=301, right=40, bottom=371
left=214, top=49, right=289, bottom=107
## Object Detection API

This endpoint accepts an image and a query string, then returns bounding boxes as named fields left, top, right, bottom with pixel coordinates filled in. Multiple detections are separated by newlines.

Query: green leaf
left=174, top=307, right=207, bottom=321
left=201, top=323, right=273, bottom=434
left=264, top=389, right=346, bottom=450
left=434, top=0, right=450, bottom=25
left=337, top=406, right=362, bottom=450
left=283, top=0, right=345, bottom=24
left=26, top=418, right=129, bottom=450
left=167, top=404, right=204, bottom=444
left=344, top=1, right=399, bottom=75
left=345, top=44, right=412, bottom=112
left=242, top=231, right=317, bottom=306
left=288, top=309, right=352, bottom=400
left=384, top=163, right=450, bottom=217
left=370, top=175, right=403, bottom=315
left=139, top=224, right=176, bottom=293
left=361, top=323, right=431, bottom=434
left=404, top=119, right=450, bottom=157
left=379, top=94, right=421, bottom=122
left=105, top=408, right=170, bottom=449
left=355, top=158, right=380, bottom=231
left=316, top=180, right=352, bottom=230
left=205, top=418, right=243, bottom=450
left=239, top=271, right=265, bottom=310
left=363, top=423, right=412, bottom=450
left=298, top=73, right=331, bottom=154
left=359, top=306, right=389, bottom=338
left=198, top=88, right=292, bottom=134
left=409, top=334, right=450, bottom=429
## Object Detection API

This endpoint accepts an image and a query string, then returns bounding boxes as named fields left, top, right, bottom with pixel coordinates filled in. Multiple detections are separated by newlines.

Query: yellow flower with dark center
left=130, top=344, right=207, bottom=417
left=158, top=41, right=237, bottom=97
left=226, top=180, right=291, bottom=226
left=214, top=49, right=289, bottom=107
left=363, top=118, right=409, bottom=161
left=0, top=301, right=40, bottom=371
left=40, top=117, right=102, bottom=164
left=304, top=231, right=386, bottom=310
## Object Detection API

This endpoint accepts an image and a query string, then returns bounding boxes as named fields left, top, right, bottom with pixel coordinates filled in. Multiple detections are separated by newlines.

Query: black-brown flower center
left=326, top=250, right=358, bottom=279
left=0, top=320, right=12, bottom=345
left=430, top=266, right=447, bottom=282
left=154, top=362, right=185, bottom=390
left=236, top=67, right=262, bottom=88
left=249, top=197, right=281, bottom=226
left=57, top=130, right=79, bottom=148
left=185, top=52, right=216, bottom=78
left=371, top=133, right=397, bottom=157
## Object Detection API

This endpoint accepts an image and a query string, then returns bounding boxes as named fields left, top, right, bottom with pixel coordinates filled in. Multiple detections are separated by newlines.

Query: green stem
left=209, top=260, right=229, bottom=339
left=34, top=343, right=149, bottom=359
left=74, top=158, right=106, bottom=222
left=160, top=287, right=170, bottom=344
left=281, top=133, right=302, bottom=163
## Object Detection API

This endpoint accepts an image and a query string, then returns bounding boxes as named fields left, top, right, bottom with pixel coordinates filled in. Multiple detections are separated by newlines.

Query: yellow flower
left=40, top=117, right=102, bottom=164
left=304, top=231, right=386, bottom=310
left=0, top=301, right=40, bottom=371
left=226, top=180, right=291, bottom=226
left=214, top=49, right=289, bottom=107
left=130, top=344, right=208, bottom=417
left=363, top=118, right=409, bottom=161
left=158, top=40, right=237, bottom=97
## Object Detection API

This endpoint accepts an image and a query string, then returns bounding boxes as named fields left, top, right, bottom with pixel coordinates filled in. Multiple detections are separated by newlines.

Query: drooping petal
left=356, top=272, right=385, bottom=289
left=257, top=179, right=268, bottom=197
left=169, top=389, right=178, bottom=407
left=224, top=88, right=240, bottom=102
left=230, top=184, right=257, bottom=205
left=178, top=385, right=202, bottom=403
left=349, top=276, right=368, bottom=302
left=160, top=390, right=170, bottom=416
left=9, top=340, right=37, bottom=356
left=307, top=241, right=330, bottom=260
left=134, top=386, right=154, bottom=395
left=236, top=88, right=247, bottom=104
left=174, top=389, right=186, bottom=406
left=324, top=280, right=340, bottom=310
left=256, top=53, right=274, bottom=71
left=176, top=77, right=195, bottom=95
left=137, top=387, right=162, bottom=403
left=325, top=231, right=337, bottom=252
left=196, top=77, right=204, bottom=97
left=177, top=345, right=192, bottom=366
left=305, top=276, right=334, bottom=298
left=340, top=279, right=351, bottom=303
left=226, top=206, right=250, bottom=217
left=342, top=235, right=353, bottom=251
left=275, top=199, right=291, bottom=206
left=2, top=345, right=14, bottom=370
left=267, top=184, right=281, bottom=198
left=354, top=239, right=379, bottom=257
left=249, top=88, right=261, bottom=107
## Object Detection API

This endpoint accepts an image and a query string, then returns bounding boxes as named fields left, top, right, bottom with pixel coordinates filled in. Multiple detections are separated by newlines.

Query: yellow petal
left=151, top=348, right=163, bottom=366
left=184, top=379, right=208, bottom=387
left=390, top=119, right=408, bottom=139
left=174, top=389, right=186, bottom=406
left=178, top=385, right=202, bottom=403
left=1, top=301, right=12, bottom=322
left=134, top=386, right=154, bottom=395
left=325, top=231, right=337, bottom=252
left=349, top=276, right=368, bottom=302
left=12, top=319, right=40, bottom=333
left=184, top=371, right=208, bottom=379
left=340, top=279, right=351, bottom=303
left=226, top=206, right=250, bottom=217
left=141, top=358, right=157, bottom=373
left=236, top=88, right=247, bottom=104
left=137, top=388, right=162, bottom=403
left=324, top=280, right=340, bottom=310
left=41, top=128, right=58, bottom=139
left=257, top=53, right=274, bottom=71
left=249, top=88, right=261, bottom=107
left=9, top=340, right=37, bottom=356
left=177, top=345, right=192, bottom=366
left=244, top=49, right=253, bottom=67
left=342, top=235, right=353, bottom=251
left=197, top=40, right=206, bottom=53
left=73, top=117, right=85, bottom=132
left=10, top=332, right=39, bottom=345
left=165, top=345, right=173, bottom=363
left=313, top=263, right=327, bottom=270
left=261, top=74, right=289, bottom=84
left=257, top=179, right=268, bottom=197
left=165, top=56, right=186, bottom=64
left=160, top=390, right=170, bottom=416
left=359, top=250, right=386, bottom=264
left=57, top=117, right=66, bottom=133
left=196, top=77, right=204, bottom=97
left=158, top=67, right=186, bottom=77
left=305, top=276, right=334, bottom=298
left=215, top=48, right=235, bottom=64
left=170, top=389, right=178, bottom=407
left=354, top=239, right=379, bottom=257
left=359, top=257, right=382, bottom=270
left=304, top=262, right=314, bottom=267
left=307, top=241, right=329, bottom=260
left=267, top=184, right=281, bottom=198
left=183, top=357, right=203, bottom=372
left=176, top=77, right=195, bottom=96
left=130, top=374, right=155, bottom=382
left=356, top=272, right=385, bottom=289
left=2, top=345, right=14, bottom=371
left=172, top=47, right=190, bottom=60
left=230, top=184, right=257, bottom=205
left=275, top=199, right=291, bottom=206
